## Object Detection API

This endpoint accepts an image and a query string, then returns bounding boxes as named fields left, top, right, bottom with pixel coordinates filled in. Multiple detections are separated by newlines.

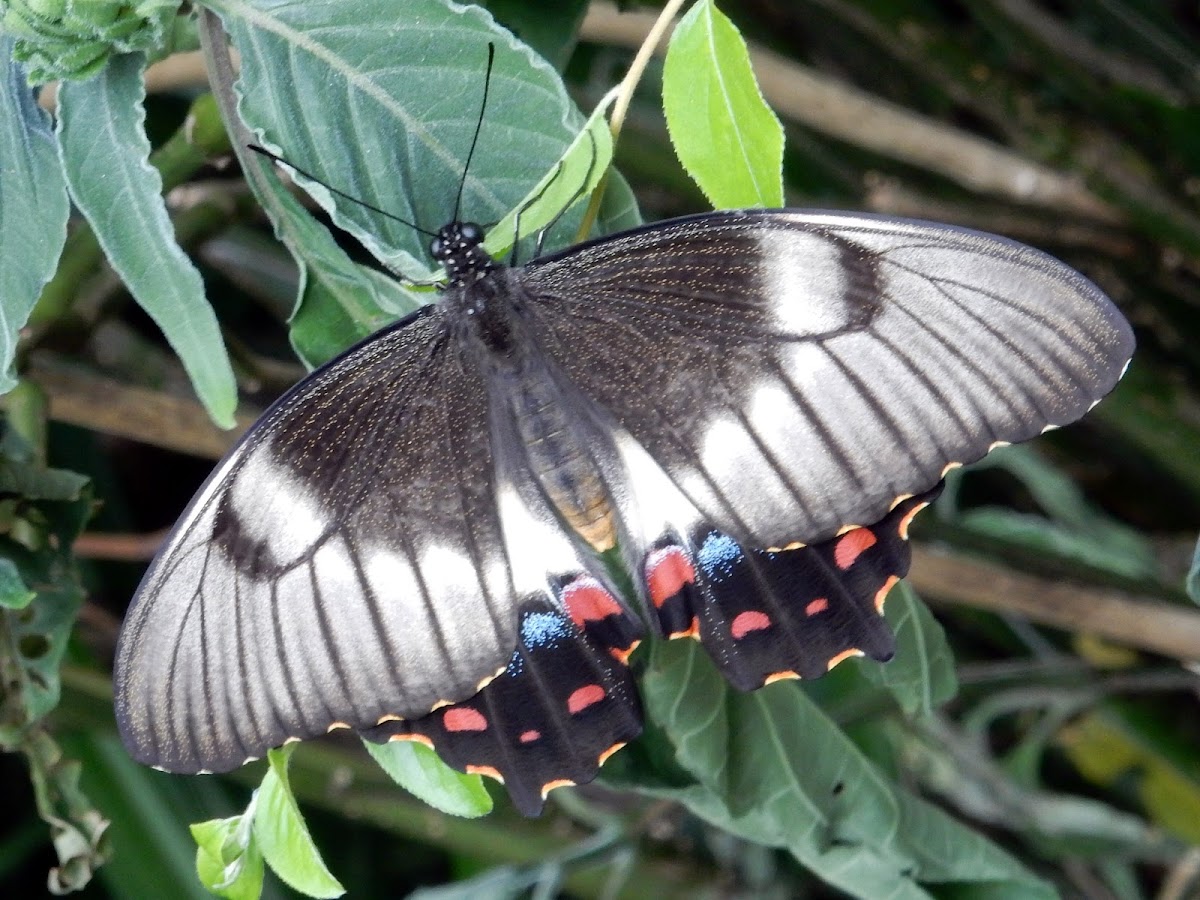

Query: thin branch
left=18, top=352, right=254, bottom=459
left=911, top=544, right=1200, bottom=664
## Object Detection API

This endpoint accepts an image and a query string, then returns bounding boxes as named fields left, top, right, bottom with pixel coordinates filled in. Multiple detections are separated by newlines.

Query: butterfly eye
left=429, top=236, right=446, bottom=259
left=460, top=223, right=482, bottom=244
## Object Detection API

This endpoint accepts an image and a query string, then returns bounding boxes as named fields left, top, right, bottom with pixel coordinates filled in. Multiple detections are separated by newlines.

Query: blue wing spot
left=506, top=610, right=575, bottom=676
left=520, top=610, right=572, bottom=649
left=697, top=531, right=745, bottom=582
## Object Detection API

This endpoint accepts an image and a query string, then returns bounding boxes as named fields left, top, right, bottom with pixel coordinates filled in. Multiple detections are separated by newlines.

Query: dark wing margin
left=115, top=306, right=526, bottom=774
left=518, top=209, right=1134, bottom=549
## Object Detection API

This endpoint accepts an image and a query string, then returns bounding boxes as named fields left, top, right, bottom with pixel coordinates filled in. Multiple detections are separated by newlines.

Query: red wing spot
left=826, top=648, right=864, bottom=671
left=731, top=610, right=772, bottom=639
left=443, top=707, right=488, bottom=732
left=805, top=598, right=829, bottom=616
left=645, top=546, right=696, bottom=608
left=567, top=684, right=606, bottom=714
left=874, top=575, right=899, bottom=612
left=834, top=528, right=877, bottom=569
left=519, top=729, right=541, bottom=744
left=898, top=502, right=929, bottom=540
left=562, top=577, right=622, bottom=627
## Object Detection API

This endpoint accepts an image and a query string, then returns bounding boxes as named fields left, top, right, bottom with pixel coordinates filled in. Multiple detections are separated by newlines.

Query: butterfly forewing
left=116, top=307, right=531, bottom=772
left=518, top=209, right=1133, bottom=550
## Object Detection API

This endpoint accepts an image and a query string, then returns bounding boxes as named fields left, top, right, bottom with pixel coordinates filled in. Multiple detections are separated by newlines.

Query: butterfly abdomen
left=507, top=370, right=617, bottom=553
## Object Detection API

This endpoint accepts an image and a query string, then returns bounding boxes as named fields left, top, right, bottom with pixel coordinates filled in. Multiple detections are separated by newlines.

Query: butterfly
left=112, top=191, right=1133, bottom=815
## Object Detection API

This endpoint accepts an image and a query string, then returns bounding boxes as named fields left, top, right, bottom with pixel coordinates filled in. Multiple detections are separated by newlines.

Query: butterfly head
left=430, top=221, right=496, bottom=288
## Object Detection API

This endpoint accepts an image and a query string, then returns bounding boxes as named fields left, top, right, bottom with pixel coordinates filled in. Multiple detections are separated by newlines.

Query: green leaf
left=0, top=558, right=35, bottom=610
left=245, top=148, right=425, bottom=367
left=943, top=446, right=1156, bottom=579
left=0, top=457, right=89, bottom=501
left=0, top=467, right=92, bottom=743
left=56, top=52, right=237, bottom=428
left=636, top=640, right=1055, bottom=898
left=482, top=95, right=615, bottom=260
left=1188, top=534, right=1200, bottom=604
left=192, top=814, right=265, bottom=900
left=858, top=582, right=958, bottom=717
left=1060, top=701, right=1200, bottom=845
left=482, top=0, right=589, bottom=70
left=363, top=738, right=493, bottom=819
left=662, top=0, right=784, bottom=208
left=252, top=747, right=344, bottom=898
left=0, top=38, right=70, bottom=396
left=211, top=0, right=638, bottom=318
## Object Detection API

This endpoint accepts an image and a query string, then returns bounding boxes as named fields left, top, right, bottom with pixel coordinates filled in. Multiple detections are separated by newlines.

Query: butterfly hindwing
left=645, top=486, right=941, bottom=689
left=365, top=576, right=643, bottom=816
left=519, top=210, right=1133, bottom=550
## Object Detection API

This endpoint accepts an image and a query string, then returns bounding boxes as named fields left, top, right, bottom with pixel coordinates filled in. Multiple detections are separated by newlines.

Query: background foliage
left=2, top=0, right=1200, bottom=897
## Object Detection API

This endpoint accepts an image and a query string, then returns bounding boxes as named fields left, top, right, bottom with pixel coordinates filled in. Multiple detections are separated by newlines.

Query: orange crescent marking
left=898, top=502, right=929, bottom=540
left=598, top=742, right=627, bottom=766
left=390, top=732, right=434, bottom=750
left=827, top=648, right=864, bottom=671
left=875, top=575, right=899, bottom=612
left=763, top=670, right=800, bottom=685
left=668, top=617, right=700, bottom=640
left=466, top=764, right=503, bottom=782
left=540, top=777, right=576, bottom=797
left=609, top=639, right=641, bottom=665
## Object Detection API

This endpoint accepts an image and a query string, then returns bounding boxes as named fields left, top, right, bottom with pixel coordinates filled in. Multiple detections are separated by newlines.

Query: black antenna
left=453, top=42, right=495, bottom=224
left=247, top=144, right=439, bottom=239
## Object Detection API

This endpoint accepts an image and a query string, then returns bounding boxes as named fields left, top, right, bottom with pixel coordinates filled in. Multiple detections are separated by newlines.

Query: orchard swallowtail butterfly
left=113, top=113, right=1134, bottom=820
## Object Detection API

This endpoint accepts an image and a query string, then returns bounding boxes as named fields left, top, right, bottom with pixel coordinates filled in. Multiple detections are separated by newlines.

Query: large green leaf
left=211, top=0, right=634, bottom=279
left=0, top=38, right=70, bottom=396
left=633, top=640, right=1055, bottom=899
left=242, top=147, right=425, bottom=367
left=210, top=0, right=638, bottom=365
left=56, top=52, right=237, bottom=428
left=857, top=582, right=958, bottom=718
left=482, top=0, right=589, bottom=71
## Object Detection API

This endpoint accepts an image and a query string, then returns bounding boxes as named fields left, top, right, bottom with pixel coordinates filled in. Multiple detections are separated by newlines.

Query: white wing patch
left=612, top=430, right=702, bottom=547
left=496, top=482, right=585, bottom=596
left=229, top=447, right=331, bottom=566
left=757, top=229, right=854, bottom=336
